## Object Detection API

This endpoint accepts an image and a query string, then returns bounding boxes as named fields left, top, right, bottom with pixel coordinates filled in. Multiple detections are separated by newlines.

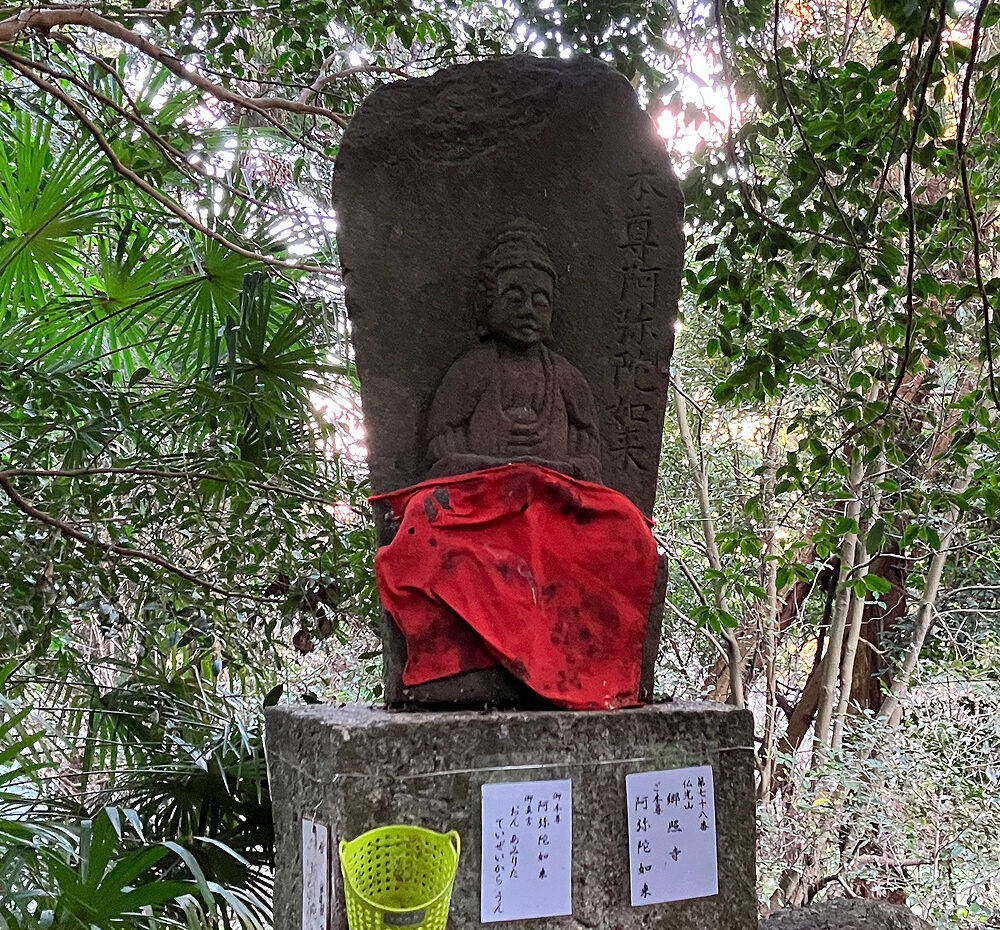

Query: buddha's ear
left=472, top=284, right=492, bottom=340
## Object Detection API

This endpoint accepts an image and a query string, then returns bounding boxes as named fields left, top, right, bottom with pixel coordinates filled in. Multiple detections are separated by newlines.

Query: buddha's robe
left=426, top=343, right=602, bottom=483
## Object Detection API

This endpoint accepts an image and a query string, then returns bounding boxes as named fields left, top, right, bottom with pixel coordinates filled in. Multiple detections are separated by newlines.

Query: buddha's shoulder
left=546, top=348, right=590, bottom=384
left=436, top=344, right=499, bottom=386
left=443, top=343, right=498, bottom=371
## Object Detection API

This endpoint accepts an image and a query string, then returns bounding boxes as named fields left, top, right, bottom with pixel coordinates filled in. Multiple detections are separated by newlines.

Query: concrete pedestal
left=265, top=702, right=756, bottom=930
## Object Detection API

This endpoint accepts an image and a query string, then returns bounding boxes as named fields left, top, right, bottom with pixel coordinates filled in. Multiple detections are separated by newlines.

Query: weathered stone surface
left=333, top=55, right=683, bottom=707
left=759, top=900, right=932, bottom=930
left=266, top=701, right=755, bottom=930
left=334, top=54, right=683, bottom=514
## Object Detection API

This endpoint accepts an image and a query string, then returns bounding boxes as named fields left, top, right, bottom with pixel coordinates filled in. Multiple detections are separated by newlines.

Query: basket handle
left=447, top=830, right=461, bottom=859
left=337, top=840, right=349, bottom=882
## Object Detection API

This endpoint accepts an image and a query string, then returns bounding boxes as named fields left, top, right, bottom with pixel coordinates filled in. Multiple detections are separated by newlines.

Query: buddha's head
left=473, top=224, right=557, bottom=349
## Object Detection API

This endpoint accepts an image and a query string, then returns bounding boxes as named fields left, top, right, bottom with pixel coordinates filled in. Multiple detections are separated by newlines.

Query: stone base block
left=265, top=701, right=756, bottom=930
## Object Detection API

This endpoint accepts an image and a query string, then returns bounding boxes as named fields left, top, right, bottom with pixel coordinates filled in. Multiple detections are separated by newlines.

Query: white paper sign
left=625, top=765, right=718, bottom=906
left=302, top=819, right=330, bottom=930
left=481, top=779, right=573, bottom=922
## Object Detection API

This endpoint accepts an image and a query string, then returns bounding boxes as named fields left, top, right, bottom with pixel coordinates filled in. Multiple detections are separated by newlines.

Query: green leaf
left=865, top=518, right=888, bottom=554
left=263, top=684, right=284, bottom=707
left=865, top=574, right=892, bottom=595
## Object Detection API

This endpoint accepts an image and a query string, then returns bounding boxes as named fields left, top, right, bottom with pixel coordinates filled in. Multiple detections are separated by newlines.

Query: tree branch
left=0, top=472, right=280, bottom=601
left=881, top=0, right=948, bottom=415
left=712, top=0, right=866, bottom=253
left=955, top=0, right=1000, bottom=407
left=32, top=42, right=328, bottom=217
left=770, top=0, right=868, bottom=276
left=296, top=54, right=410, bottom=105
left=0, top=466, right=351, bottom=511
left=0, top=51, right=335, bottom=275
left=673, top=374, right=746, bottom=708
left=877, top=464, right=974, bottom=725
left=0, top=6, right=348, bottom=127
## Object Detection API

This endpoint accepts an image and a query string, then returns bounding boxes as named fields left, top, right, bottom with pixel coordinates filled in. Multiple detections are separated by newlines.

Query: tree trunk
left=673, top=377, right=746, bottom=709
left=878, top=466, right=973, bottom=724
left=813, top=453, right=864, bottom=757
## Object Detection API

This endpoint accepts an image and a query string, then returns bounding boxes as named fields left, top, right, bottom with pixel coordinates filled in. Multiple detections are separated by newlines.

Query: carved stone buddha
left=333, top=56, right=684, bottom=707
left=426, top=225, right=602, bottom=483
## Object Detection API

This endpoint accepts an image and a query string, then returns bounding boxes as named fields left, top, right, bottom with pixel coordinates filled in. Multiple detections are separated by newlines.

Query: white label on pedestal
left=625, top=765, right=718, bottom=906
left=302, top=818, right=330, bottom=930
left=481, top=779, right=572, bottom=922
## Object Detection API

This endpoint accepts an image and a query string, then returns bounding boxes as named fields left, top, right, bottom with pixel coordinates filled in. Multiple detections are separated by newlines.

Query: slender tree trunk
left=877, top=466, right=974, bottom=725
left=831, top=576, right=866, bottom=749
left=833, top=451, right=886, bottom=748
left=673, top=377, right=745, bottom=709
left=813, top=452, right=865, bottom=758
left=759, top=400, right=782, bottom=800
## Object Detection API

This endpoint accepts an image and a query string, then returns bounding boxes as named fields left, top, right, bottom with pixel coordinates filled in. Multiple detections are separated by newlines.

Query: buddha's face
left=487, top=265, right=554, bottom=348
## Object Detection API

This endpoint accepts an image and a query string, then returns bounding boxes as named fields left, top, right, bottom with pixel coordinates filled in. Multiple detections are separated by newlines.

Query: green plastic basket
left=339, top=826, right=461, bottom=930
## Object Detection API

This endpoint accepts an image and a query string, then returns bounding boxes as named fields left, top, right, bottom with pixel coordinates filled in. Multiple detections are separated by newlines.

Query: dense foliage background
left=2, top=0, right=1000, bottom=925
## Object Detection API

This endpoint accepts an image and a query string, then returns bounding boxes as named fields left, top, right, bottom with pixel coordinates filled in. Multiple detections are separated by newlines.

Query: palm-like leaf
left=192, top=271, right=346, bottom=463
left=1, top=101, right=316, bottom=381
left=1, top=66, right=355, bottom=930
left=12, top=223, right=192, bottom=374
left=2, top=679, right=271, bottom=930
left=0, top=111, right=112, bottom=323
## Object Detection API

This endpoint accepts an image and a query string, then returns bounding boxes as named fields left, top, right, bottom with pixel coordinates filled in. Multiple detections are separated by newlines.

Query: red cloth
left=371, top=464, right=658, bottom=710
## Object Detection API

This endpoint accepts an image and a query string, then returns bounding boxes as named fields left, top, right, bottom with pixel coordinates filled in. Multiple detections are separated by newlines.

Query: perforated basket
left=339, top=825, right=461, bottom=930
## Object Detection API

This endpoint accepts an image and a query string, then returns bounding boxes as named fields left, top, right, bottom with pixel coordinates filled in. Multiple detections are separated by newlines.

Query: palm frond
left=0, top=111, right=113, bottom=322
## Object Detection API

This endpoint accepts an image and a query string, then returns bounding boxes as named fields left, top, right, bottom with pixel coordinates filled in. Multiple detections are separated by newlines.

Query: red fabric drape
left=372, top=464, right=658, bottom=710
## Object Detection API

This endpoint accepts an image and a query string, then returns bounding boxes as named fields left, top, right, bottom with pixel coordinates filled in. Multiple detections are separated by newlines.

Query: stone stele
left=266, top=702, right=756, bottom=930
left=334, top=55, right=684, bottom=707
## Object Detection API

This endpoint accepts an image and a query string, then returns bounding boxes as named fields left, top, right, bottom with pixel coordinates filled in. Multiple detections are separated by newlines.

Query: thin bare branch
left=0, top=466, right=349, bottom=511
left=673, top=374, right=746, bottom=708
left=955, top=0, right=1000, bottom=407
left=0, top=6, right=348, bottom=127
left=0, top=472, right=280, bottom=601
left=881, top=0, right=948, bottom=416
left=296, top=54, right=411, bottom=105
left=0, top=52, right=336, bottom=275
